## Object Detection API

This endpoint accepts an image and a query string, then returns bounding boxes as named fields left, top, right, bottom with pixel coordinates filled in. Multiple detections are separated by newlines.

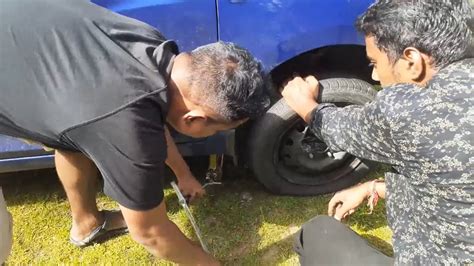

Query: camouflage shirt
left=310, top=58, right=473, bottom=265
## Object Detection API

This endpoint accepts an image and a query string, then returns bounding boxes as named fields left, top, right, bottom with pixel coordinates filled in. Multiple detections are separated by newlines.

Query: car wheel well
left=267, top=45, right=376, bottom=98
left=235, top=45, right=375, bottom=166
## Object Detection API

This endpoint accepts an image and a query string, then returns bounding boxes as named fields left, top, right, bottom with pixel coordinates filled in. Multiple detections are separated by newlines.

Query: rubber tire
left=249, top=78, right=378, bottom=195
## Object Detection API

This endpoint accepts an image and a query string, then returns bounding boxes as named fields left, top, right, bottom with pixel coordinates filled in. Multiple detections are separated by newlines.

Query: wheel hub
left=278, top=121, right=350, bottom=174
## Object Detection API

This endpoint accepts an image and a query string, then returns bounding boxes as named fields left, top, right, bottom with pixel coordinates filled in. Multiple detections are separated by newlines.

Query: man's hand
left=328, top=182, right=371, bottom=220
left=176, top=173, right=206, bottom=203
left=281, top=75, right=320, bottom=123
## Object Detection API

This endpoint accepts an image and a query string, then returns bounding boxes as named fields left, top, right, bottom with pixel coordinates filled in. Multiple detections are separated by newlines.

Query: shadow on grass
left=360, top=234, right=394, bottom=257
left=0, top=169, right=67, bottom=207
left=176, top=173, right=390, bottom=265
left=0, top=168, right=183, bottom=213
left=175, top=163, right=392, bottom=264
left=193, top=179, right=304, bottom=265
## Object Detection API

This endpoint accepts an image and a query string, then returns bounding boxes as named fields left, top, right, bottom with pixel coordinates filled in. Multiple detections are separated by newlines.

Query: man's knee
left=128, top=222, right=176, bottom=260
left=294, top=215, right=346, bottom=264
left=121, top=202, right=178, bottom=260
left=294, top=215, right=336, bottom=251
left=294, top=215, right=393, bottom=265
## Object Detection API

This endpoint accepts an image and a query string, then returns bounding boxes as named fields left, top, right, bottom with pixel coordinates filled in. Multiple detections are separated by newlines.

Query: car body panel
left=218, top=0, right=371, bottom=70
left=0, top=136, right=54, bottom=173
left=0, top=0, right=373, bottom=172
left=94, top=0, right=218, bottom=52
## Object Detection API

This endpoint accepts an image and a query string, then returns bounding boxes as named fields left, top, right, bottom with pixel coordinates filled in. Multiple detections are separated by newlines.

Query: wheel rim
left=274, top=117, right=362, bottom=186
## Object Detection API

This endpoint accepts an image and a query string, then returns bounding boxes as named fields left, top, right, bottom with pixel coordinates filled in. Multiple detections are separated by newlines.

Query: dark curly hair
left=356, top=0, right=473, bottom=68
left=187, top=42, right=270, bottom=122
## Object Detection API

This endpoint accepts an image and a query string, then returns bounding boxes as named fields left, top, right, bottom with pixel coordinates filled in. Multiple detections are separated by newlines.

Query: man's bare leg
left=55, top=150, right=126, bottom=241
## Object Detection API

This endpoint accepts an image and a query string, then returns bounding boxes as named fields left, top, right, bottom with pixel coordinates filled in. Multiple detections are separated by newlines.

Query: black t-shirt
left=0, top=0, right=179, bottom=210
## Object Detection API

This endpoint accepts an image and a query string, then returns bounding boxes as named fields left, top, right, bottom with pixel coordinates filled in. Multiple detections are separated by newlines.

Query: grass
left=1, top=166, right=392, bottom=265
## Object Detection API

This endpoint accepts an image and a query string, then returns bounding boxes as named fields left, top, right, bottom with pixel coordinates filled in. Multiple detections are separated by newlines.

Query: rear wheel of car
left=249, top=78, right=378, bottom=195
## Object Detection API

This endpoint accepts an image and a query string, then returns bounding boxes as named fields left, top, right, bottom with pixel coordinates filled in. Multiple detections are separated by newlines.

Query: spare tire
left=249, top=78, right=378, bottom=195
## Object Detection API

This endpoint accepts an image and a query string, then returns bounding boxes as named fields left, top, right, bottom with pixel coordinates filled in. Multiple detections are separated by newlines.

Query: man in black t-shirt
left=0, top=1, right=268, bottom=264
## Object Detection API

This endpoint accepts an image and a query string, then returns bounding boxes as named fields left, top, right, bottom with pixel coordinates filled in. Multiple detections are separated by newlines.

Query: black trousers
left=294, top=215, right=393, bottom=266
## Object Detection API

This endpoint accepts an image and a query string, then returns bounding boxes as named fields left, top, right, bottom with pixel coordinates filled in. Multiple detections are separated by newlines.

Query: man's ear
left=401, top=47, right=426, bottom=81
left=235, top=118, right=249, bottom=127
left=183, top=109, right=208, bottom=124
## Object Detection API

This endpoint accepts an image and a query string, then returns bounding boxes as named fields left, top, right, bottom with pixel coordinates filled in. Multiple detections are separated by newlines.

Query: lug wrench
left=170, top=181, right=209, bottom=253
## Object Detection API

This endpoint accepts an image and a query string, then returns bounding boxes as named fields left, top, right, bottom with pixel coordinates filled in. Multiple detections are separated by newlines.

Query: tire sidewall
left=249, top=78, right=377, bottom=195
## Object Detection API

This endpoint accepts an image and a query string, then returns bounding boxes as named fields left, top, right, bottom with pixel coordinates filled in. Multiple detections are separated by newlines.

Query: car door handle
left=229, top=0, right=245, bottom=3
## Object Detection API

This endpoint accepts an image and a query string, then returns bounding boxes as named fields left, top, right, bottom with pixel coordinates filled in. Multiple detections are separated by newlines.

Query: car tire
left=249, top=78, right=378, bottom=195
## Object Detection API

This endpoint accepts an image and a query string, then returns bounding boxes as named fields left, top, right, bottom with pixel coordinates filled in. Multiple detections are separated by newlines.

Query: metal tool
left=170, top=181, right=209, bottom=253
left=202, top=181, right=221, bottom=189
left=205, top=154, right=224, bottom=182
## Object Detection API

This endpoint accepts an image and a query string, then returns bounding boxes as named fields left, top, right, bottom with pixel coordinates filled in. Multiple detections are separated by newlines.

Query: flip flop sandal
left=69, top=210, right=129, bottom=247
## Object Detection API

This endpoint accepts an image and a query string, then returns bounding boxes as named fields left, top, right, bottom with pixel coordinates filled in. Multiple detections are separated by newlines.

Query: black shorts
left=294, top=215, right=393, bottom=266
left=62, top=96, right=168, bottom=211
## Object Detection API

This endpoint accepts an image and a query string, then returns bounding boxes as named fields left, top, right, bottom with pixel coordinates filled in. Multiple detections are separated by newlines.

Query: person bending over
left=0, top=0, right=269, bottom=264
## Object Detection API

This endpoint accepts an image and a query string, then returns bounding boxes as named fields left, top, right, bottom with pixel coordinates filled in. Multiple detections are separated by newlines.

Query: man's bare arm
left=164, top=126, right=192, bottom=178
left=164, top=126, right=205, bottom=202
left=120, top=201, right=219, bottom=265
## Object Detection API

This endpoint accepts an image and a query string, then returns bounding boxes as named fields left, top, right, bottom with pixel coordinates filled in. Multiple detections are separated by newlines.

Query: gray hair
left=187, top=42, right=269, bottom=122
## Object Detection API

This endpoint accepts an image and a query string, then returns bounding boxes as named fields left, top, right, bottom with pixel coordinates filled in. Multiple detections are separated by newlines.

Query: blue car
left=0, top=0, right=378, bottom=195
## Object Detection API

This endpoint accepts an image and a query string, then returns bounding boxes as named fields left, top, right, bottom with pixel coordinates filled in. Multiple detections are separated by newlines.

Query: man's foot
left=70, top=210, right=128, bottom=247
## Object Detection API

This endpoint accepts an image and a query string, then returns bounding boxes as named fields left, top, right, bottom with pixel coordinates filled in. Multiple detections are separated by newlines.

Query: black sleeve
left=62, top=96, right=167, bottom=211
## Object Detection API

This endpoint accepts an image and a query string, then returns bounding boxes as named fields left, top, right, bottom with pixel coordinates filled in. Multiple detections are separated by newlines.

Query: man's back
left=0, top=0, right=175, bottom=147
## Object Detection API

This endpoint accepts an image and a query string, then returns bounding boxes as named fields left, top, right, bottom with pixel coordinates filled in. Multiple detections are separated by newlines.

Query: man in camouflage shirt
left=283, top=0, right=473, bottom=265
